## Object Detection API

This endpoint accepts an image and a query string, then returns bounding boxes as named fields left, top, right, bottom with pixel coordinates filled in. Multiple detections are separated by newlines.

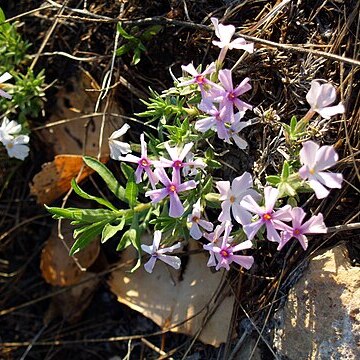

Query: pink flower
left=240, top=187, right=292, bottom=242
left=211, top=17, right=254, bottom=63
left=196, top=101, right=229, bottom=139
left=299, top=140, right=343, bottom=199
left=178, top=62, right=218, bottom=98
left=141, top=230, right=181, bottom=273
left=306, top=80, right=345, bottom=119
left=187, top=199, right=213, bottom=240
left=145, top=168, right=196, bottom=218
left=203, top=223, right=228, bottom=267
left=216, top=70, right=252, bottom=120
left=117, top=133, right=158, bottom=188
left=0, top=72, right=13, bottom=99
left=155, top=142, right=205, bottom=183
left=216, top=172, right=260, bottom=225
left=224, top=115, right=251, bottom=149
left=182, top=152, right=206, bottom=177
left=277, top=207, right=327, bottom=251
left=203, top=222, right=254, bottom=271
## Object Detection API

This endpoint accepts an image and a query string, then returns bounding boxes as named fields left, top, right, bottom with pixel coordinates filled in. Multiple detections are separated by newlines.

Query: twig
left=43, top=4, right=360, bottom=67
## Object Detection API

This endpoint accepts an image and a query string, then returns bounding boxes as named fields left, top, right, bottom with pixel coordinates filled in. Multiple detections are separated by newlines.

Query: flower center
left=168, top=184, right=177, bottom=193
left=229, top=195, right=235, bottom=204
left=309, top=168, right=315, bottom=175
left=195, top=75, right=205, bottom=84
left=192, top=216, right=200, bottom=223
left=173, top=160, right=183, bottom=168
left=293, top=228, right=301, bottom=236
left=7, top=142, right=14, bottom=149
left=220, top=249, right=230, bottom=258
left=263, top=213, right=272, bottom=221
left=227, top=91, right=236, bottom=101
left=140, top=158, right=149, bottom=167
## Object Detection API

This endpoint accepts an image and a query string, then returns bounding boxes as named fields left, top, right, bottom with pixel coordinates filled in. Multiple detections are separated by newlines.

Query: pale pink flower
left=145, top=168, right=196, bottom=218
left=299, top=140, right=343, bottom=199
left=187, top=199, right=213, bottom=240
left=182, top=152, right=206, bottom=177
left=277, top=207, right=327, bottom=251
left=0, top=72, right=13, bottom=99
left=196, top=101, right=229, bottom=139
left=155, top=142, right=205, bottom=183
left=203, top=221, right=254, bottom=271
left=211, top=17, right=254, bottom=63
left=216, top=172, right=260, bottom=225
left=178, top=62, right=219, bottom=98
left=224, top=115, right=250, bottom=149
left=108, top=124, right=131, bottom=159
left=141, top=230, right=181, bottom=273
left=306, top=80, right=345, bottom=119
left=203, top=223, right=228, bottom=267
left=117, top=133, right=158, bottom=188
left=240, top=187, right=292, bottom=242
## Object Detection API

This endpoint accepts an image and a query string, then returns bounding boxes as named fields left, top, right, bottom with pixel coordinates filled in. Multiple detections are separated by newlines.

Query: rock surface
left=274, top=245, right=360, bottom=359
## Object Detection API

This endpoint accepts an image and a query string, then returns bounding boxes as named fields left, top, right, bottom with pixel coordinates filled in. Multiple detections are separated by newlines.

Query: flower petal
left=300, top=140, right=319, bottom=168
left=158, top=254, right=181, bottom=270
left=231, top=255, right=254, bottom=269
left=169, top=192, right=184, bottom=218
left=144, top=256, right=157, bottom=273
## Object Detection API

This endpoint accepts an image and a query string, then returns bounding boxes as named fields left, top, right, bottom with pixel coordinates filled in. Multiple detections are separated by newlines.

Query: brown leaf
left=108, top=238, right=235, bottom=347
left=38, top=70, right=123, bottom=156
left=44, top=272, right=100, bottom=324
left=41, top=221, right=100, bottom=287
left=29, top=154, right=108, bottom=204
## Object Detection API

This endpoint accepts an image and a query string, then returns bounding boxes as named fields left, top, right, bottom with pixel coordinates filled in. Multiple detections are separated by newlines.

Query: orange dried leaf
left=30, top=154, right=108, bottom=204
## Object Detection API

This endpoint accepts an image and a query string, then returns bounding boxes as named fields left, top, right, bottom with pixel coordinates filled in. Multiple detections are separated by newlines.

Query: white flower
left=0, top=72, right=13, bottom=99
left=306, top=80, right=345, bottom=119
left=141, top=231, right=181, bottom=273
left=0, top=117, right=22, bottom=140
left=1, top=134, right=30, bottom=160
left=108, top=123, right=131, bottom=159
left=187, top=199, right=213, bottom=240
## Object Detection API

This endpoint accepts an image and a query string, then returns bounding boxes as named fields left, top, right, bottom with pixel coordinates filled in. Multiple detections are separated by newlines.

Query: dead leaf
left=108, top=238, right=235, bottom=347
left=30, top=154, right=108, bottom=204
left=44, top=272, right=100, bottom=324
left=41, top=221, right=100, bottom=287
left=38, top=70, right=123, bottom=156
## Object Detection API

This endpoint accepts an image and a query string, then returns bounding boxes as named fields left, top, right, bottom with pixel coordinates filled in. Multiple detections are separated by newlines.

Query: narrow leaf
left=101, top=218, right=125, bottom=244
left=71, top=178, right=117, bottom=210
left=83, top=156, right=126, bottom=202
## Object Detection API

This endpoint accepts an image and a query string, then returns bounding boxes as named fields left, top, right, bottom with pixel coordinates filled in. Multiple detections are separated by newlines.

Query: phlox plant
left=46, top=17, right=345, bottom=274
left=0, top=7, right=46, bottom=162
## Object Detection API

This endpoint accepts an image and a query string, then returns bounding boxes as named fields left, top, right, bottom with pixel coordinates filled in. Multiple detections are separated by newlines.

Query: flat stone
left=274, top=245, right=360, bottom=359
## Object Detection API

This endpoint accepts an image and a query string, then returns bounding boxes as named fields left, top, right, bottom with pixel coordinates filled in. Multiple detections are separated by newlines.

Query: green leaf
left=101, top=218, right=125, bottom=244
left=70, top=220, right=107, bottom=255
left=117, top=22, right=135, bottom=40
left=202, top=176, right=213, bottom=194
left=71, top=178, right=117, bottom=211
left=290, top=116, right=297, bottom=133
left=116, top=44, right=131, bottom=56
left=141, top=25, right=162, bottom=41
left=120, top=162, right=134, bottom=180
left=129, top=214, right=142, bottom=272
left=83, top=156, right=126, bottom=202
left=116, top=228, right=133, bottom=251
left=125, top=175, right=139, bottom=208
left=131, top=48, right=142, bottom=65
left=206, top=159, right=222, bottom=169
left=266, top=175, right=281, bottom=185
left=45, top=205, right=119, bottom=223
left=281, top=161, right=290, bottom=180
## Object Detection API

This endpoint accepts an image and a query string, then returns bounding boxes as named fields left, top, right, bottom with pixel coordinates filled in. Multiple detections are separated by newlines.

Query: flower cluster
left=105, top=18, right=344, bottom=275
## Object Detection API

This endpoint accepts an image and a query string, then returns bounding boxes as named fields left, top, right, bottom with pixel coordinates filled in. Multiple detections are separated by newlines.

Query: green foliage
left=0, top=7, right=46, bottom=131
left=116, top=23, right=162, bottom=66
